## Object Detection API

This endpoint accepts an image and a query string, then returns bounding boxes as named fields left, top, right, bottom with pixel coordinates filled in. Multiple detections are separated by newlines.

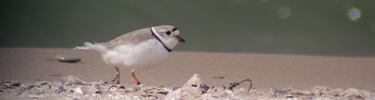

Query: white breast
left=101, top=39, right=170, bottom=70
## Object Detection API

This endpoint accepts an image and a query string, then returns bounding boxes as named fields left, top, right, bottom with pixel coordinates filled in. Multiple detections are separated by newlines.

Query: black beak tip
left=180, top=39, right=185, bottom=43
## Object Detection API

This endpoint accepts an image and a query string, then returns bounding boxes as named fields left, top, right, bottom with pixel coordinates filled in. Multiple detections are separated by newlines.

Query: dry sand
left=1, top=48, right=374, bottom=99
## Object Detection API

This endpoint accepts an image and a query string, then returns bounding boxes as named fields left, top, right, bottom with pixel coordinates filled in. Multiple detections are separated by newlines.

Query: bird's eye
left=166, top=31, right=171, bottom=35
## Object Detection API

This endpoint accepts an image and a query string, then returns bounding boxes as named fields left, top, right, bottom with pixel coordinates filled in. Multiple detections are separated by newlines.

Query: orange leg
left=131, top=70, right=141, bottom=85
left=111, top=66, right=120, bottom=84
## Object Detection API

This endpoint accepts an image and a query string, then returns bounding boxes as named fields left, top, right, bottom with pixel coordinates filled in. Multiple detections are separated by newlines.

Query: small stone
left=150, top=95, right=158, bottom=99
left=157, top=91, right=169, bottom=95
left=11, top=81, right=21, bottom=87
left=95, top=91, right=102, bottom=94
left=213, top=76, right=224, bottom=79
left=141, top=95, right=158, bottom=99
left=148, top=95, right=158, bottom=99
left=124, top=89, right=133, bottom=93
left=124, top=87, right=139, bottom=93
left=172, top=87, right=180, bottom=91
left=56, top=54, right=81, bottom=63
left=119, top=86, right=125, bottom=89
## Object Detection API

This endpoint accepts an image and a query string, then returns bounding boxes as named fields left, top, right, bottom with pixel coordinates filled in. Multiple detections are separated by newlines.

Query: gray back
left=103, top=27, right=153, bottom=49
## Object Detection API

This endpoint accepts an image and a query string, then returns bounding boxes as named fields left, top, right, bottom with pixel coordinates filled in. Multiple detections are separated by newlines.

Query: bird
left=75, top=25, right=185, bottom=85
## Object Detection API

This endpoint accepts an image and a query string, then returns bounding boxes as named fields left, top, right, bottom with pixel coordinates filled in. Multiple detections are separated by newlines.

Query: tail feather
left=74, top=42, right=108, bottom=53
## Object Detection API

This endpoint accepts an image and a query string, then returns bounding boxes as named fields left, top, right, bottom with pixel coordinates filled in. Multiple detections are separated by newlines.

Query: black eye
left=166, top=31, right=171, bottom=35
left=172, top=28, right=178, bottom=32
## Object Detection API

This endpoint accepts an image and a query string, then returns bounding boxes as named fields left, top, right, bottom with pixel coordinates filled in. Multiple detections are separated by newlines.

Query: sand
left=1, top=48, right=374, bottom=99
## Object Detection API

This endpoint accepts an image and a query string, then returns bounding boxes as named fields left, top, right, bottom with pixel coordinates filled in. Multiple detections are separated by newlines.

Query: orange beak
left=176, top=36, right=185, bottom=43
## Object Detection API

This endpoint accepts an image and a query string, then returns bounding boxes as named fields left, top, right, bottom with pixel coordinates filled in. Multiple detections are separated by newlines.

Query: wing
left=103, top=27, right=154, bottom=49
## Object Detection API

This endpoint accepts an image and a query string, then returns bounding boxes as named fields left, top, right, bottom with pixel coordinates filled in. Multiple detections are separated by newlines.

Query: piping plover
left=75, top=25, right=185, bottom=85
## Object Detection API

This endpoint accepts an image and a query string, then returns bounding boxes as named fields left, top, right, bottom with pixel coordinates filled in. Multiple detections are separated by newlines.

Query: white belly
left=101, top=39, right=170, bottom=70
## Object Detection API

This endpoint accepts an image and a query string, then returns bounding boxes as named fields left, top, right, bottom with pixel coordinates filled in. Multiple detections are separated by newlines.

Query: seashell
left=11, top=81, right=21, bottom=87
left=38, top=81, right=49, bottom=86
left=157, top=91, right=169, bottom=95
left=149, top=95, right=158, bottom=99
left=57, top=87, right=64, bottom=94
left=186, top=74, right=202, bottom=87
left=119, top=86, right=125, bottom=89
left=140, top=95, right=158, bottom=99
left=30, top=97, right=38, bottom=99
left=124, top=86, right=140, bottom=93
left=298, top=90, right=310, bottom=95
left=109, top=85, right=118, bottom=92
left=95, top=91, right=102, bottom=94
left=124, top=89, right=133, bottom=93
left=56, top=54, right=81, bottom=63
left=74, top=87, right=83, bottom=95
left=172, top=87, right=180, bottom=91
left=63, top=76, right=87, bottom=86
left=28, top=89, right=45, bottom=95
left=285, top=94, right=294, bottom=98
left=2, top=74, right=374, bottom=99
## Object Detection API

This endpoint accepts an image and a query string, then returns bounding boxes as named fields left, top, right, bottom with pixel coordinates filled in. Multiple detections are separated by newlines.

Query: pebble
left=213, top=76, right=224, bottom=79
left=56, top=54, right=81, bottom=63
left=119, top=86, right=125, bottom=89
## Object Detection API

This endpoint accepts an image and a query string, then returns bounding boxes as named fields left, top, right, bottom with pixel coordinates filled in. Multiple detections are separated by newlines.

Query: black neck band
left=151, top=28, right=172, bottom=52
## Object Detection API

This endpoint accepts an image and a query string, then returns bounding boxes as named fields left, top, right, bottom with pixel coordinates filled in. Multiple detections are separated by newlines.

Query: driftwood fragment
left=223, top=79, right=252, bottom=92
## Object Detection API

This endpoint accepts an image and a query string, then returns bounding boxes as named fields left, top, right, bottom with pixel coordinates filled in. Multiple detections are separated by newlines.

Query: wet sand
left=1, top=48, right=374, bottom=99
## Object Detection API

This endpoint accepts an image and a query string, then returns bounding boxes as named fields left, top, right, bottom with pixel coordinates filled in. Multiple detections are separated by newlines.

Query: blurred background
left=1, top=0, right=375, bottom=56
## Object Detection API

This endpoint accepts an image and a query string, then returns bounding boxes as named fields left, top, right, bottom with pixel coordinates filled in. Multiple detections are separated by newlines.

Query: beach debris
left=108, top=85, right=119, bottom=92
left=1, top=75, right=375, bottom=99
left=223, top=79, right=252, bottom=92
left=0, top=80, right=22, bottom=89
left=165, top=74, right=209, bottom=99
left=269, top=86, right=375, bottom=99
left=30, top=96, right=38, bottom=99
left=119, top=85, right=125, bottom=89
left=213, top=76, right=224, bottom=79
left=74, top=87, right=84, bottom=95
left=309, top=86, right=330, bottom=96
left=186, top=73, right=202, bottom=87
left=10, top=81, right=21, bottom=87
left=62, top=76, right=88, bottom=86
left=157, top=91, right=169, bottom=95
left=50, top=73, right=62, bottom=77
left=185, top=73, right=210, bottom=91
left=56, top=54, right=81, bottom=63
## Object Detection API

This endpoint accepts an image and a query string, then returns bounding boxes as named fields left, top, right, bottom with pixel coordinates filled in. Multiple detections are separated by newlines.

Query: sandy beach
left=1, top=48, right=374, bottom=99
